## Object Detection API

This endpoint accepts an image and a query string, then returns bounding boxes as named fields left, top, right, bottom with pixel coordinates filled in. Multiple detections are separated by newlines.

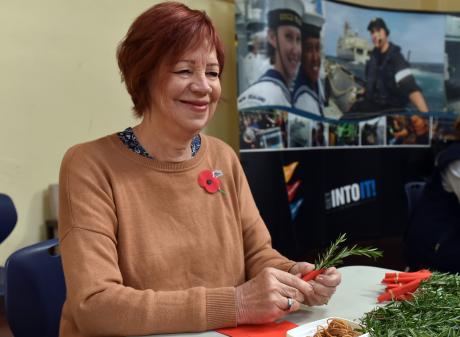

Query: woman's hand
left=235, top=267, right=314, bottom=325
left=290, top=262, right=342, bottom=306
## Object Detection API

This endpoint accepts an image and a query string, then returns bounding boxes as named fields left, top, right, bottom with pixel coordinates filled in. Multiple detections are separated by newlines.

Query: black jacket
left=365, top=42, right=420, bottom=111
left=405, top=142, right=460, bottom=272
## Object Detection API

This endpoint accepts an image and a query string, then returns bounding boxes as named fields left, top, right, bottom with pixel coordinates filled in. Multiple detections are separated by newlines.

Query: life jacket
left=406, top=142, right=460, bottom=273
left=365, top=43, right=409, bottom=110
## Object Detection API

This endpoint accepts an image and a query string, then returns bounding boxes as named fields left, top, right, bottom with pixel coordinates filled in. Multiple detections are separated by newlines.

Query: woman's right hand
left=235, top=267, right=313, bottom=325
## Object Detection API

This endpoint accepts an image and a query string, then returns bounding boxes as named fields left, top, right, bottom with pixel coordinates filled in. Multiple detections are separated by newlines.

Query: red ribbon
left=377, top=269, right=432, bottom=302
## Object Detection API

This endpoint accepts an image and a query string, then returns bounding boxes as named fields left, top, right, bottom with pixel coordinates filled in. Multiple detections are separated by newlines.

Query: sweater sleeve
left=231, top=153, right=296, bottom=279
left=58, top=145, right=236, bottom=336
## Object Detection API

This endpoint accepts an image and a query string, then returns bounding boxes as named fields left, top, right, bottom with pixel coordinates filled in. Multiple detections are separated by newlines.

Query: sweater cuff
left=206, top=287, right=237, bottom=330
left=279, top=260, right=297, bottom=273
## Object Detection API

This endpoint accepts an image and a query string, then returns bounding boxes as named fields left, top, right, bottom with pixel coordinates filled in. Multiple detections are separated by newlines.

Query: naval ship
left=336, top=21, right=372, bottom=65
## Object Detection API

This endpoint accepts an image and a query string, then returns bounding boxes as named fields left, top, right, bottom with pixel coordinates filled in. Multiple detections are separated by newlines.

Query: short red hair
left=117, top=2, right=225, bottom=117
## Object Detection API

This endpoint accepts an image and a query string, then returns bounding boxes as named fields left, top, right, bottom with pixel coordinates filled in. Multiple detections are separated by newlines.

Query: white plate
left=286, top=317, right=369, bottom=337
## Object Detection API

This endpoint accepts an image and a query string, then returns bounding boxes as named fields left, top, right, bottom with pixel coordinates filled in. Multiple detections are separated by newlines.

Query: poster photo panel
left=359, top=116, right=386, bottom=146
left=323, top=0, right=446, bottom=116
left=239, top=109, right=288, bottom=150
left=236, top=0, right=306, bottom=109
left=236, top=0, right=457, bottom=262
left=236, top=0, right=459, bottom=151
left=433, top=14, right=460, bottom=143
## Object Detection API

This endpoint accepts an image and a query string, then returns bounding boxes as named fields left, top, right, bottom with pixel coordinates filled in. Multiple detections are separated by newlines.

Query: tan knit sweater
left=58, top=133, right=295, bottom=337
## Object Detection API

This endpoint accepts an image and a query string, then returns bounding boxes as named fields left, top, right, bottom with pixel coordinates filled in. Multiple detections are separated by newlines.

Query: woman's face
left=152, top=44, right=221, bottom=136
left=302, top=37, right=321, bottom=84
left=268, top=25, right=301, bottom=82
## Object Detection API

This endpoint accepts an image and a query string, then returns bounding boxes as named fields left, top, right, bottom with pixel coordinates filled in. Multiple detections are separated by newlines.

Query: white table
left=139, top=265, right=392, bottom=337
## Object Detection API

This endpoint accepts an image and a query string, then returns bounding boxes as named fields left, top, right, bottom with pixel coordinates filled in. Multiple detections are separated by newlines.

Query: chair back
left=0, top=193, right=17, bottom=243
left=404, top=181, right=426, bottom=218
left=5, top=239, right=66, bottom=337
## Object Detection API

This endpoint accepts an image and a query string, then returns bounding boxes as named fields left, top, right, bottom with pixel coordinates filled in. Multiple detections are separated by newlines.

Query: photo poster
left=236, top=0, right=460, bottom=150
left=235, top=0, right=459, bottom=261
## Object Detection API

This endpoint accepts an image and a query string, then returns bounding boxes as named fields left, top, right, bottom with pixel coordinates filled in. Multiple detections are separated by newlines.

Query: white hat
left=303, top=12, right=325, bottom=28
left=268, top=0, right=304, bottom=13
left=266, top=0, right=305, bottom=29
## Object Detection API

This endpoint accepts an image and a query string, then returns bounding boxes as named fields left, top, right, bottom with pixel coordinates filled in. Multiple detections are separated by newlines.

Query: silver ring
left=287, top=297, right=294, bottom=310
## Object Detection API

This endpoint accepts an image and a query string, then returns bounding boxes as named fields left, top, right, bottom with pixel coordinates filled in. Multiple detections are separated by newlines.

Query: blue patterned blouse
left=118, top=127, right=201, bottom=159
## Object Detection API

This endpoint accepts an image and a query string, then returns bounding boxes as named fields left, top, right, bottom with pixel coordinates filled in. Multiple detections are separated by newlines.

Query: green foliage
left=361, top=272, right=460, bottom=336
left=315, top=233, right=383, bottom=269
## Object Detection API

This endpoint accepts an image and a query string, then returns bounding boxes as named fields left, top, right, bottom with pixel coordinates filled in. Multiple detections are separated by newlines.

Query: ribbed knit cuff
left=280, top=260, right=297, bottom=273
left=206, top=287, right=237, bottom=330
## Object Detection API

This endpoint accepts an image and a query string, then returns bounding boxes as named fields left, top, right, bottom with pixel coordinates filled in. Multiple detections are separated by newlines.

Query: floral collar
left=118, top=127, right=201, bottom=159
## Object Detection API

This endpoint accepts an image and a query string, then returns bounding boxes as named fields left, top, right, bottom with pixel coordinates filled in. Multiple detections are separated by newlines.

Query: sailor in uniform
left=292, top=11, right=325, bottom=116
left=240, top=31, right=270, bottom=90
left=354, top=17, right=429, bottom=113
left=237, top=0, right=303, bottom=110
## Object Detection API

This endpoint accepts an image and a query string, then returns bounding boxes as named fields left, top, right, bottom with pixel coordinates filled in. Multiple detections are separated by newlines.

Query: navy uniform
left=237, top=0, right=303, bottom=110
left=364, top=42, right=420, bottom=111
left=238, top=69, right=292, bottom=109
left=355, top=18, right=421, bottom=112
left=292, top=70, right=325, bottom=116
left=293, top=12, right=325, bottom=116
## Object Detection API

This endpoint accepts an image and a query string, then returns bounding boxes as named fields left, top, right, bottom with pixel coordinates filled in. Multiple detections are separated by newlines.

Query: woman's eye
left=174, top=69, right=192, bottom=75
left=206, top=71, right=219, bottom=78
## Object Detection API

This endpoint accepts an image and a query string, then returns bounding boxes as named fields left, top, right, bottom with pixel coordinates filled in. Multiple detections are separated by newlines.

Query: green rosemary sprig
left=361, top=272, right=460, bottom=336
left=315, top=233, right=383, bottom=269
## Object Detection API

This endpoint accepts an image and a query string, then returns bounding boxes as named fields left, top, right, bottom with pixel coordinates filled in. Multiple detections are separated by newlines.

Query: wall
left=0, top=0, right=237, bottom=264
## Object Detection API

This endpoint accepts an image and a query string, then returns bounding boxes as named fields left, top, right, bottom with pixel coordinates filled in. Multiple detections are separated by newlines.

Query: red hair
left=117, top=2, right=225, bottom=117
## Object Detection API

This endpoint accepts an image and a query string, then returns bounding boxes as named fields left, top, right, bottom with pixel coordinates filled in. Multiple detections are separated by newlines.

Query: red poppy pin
left=198, top=169, right=225, bottom=194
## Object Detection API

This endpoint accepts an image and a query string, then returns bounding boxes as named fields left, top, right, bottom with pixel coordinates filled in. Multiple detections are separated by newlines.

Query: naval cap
left=367, top=17, right=390, bottom=35
left=302, top=12, right=325, bottom=38
left=267, top=0, right=304, bottom=29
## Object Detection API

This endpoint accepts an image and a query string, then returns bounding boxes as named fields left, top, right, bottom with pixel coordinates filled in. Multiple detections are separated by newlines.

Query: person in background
left=58, top=2, right=341, bottom=336
left=353, top=17, right=429, bottom=114
left=238, top=0, right=303, bottom=109
left=409, top=115, right=429, bottom=144
left=312, top=121, right=326, bottom=147
left=293, top=11, right=326, bottom=116
left=405, top=115, right=460, bottom=273
left=240, top=31, right=270, bottom=90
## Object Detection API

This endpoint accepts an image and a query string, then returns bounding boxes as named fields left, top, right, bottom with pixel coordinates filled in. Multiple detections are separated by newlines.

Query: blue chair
left=0, top=193, right=17, bottom=244
left=404, top=181, right=426, bottom=218
left=0, top=193, right=17, bottom=298
left=5, top=239, right=66, bottom=337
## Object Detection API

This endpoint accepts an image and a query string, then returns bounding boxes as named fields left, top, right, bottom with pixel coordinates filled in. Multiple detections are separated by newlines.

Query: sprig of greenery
left=315, top=233, right=383, bottom=269
left=361, top=272, right=460, bottom=336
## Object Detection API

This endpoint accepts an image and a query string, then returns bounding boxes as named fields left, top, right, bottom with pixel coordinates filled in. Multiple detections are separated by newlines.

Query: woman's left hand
left=289, top=262, right=341, bottom=306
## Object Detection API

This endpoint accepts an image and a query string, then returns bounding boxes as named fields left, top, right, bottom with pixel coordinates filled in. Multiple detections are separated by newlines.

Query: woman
left=293, top=12, right=326, bottom=117
left=58, top=3, right=341, bottom=336
left=237, top=0, right=303, bottom=110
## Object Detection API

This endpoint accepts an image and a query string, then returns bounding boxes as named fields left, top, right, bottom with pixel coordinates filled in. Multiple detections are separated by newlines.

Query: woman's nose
left=190, top=73, right=212, bottom=94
